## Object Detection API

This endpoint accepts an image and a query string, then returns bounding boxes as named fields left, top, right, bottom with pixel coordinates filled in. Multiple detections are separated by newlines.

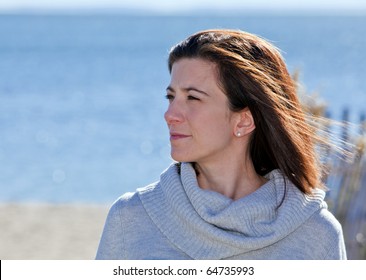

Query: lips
left=169, top=132, right=190, bottom=141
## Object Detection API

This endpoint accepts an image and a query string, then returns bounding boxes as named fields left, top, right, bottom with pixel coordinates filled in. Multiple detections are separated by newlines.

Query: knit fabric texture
left=96, top=162, right=347, bottom=260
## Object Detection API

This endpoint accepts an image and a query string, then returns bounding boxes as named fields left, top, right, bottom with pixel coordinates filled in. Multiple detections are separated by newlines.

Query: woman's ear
left=235, top=108, right=256, bottom=137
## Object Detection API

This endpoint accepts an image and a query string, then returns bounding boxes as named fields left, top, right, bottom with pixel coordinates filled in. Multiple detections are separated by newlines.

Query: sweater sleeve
left=95, top=197, right=126, bottom=260
left=323, top=223, right=347, bottom=260
left=318, top=209, right=348, bottom=260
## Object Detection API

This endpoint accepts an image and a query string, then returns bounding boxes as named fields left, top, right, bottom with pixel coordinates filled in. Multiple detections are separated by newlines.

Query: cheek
left=198, top=114, right=233, bottom=139
left=188, top=103, right=234, bottom=137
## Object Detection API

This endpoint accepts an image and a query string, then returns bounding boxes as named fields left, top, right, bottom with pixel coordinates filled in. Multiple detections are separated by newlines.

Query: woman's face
left=164, top=58, right=239, bottom=165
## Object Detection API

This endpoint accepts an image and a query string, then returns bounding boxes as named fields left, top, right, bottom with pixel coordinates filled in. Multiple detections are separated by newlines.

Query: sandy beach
left=0, top=203, right=109, bottom=260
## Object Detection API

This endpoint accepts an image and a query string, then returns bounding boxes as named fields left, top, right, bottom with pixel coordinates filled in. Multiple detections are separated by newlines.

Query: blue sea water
left=0, top=13, right=365, bottom=204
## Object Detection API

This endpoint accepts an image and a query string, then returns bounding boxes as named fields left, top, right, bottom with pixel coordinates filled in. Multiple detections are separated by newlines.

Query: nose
left=164, top=101, right=184, bottom=125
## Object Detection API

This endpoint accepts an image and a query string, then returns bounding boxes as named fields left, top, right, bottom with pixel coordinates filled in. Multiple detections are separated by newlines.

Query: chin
left=170, top=151, right=193, bottom=163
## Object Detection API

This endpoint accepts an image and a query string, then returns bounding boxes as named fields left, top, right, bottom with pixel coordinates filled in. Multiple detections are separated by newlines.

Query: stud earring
left=236, top=132, right=241, bottom=137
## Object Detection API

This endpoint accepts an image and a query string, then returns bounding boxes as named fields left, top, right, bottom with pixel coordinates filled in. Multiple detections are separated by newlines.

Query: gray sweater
left=96, top=162, right=347, bottom=259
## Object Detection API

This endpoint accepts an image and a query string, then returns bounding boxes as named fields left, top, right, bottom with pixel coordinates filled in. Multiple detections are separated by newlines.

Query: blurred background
left=0, top=0, right=365, bottom=259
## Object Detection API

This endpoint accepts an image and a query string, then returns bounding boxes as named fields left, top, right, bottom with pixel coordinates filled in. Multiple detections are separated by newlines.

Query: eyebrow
left=166, top=86, right=209, bottom=96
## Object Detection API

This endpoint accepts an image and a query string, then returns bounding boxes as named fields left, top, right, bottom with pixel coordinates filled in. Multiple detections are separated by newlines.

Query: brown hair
left=168, top=29, right=332, bottom=194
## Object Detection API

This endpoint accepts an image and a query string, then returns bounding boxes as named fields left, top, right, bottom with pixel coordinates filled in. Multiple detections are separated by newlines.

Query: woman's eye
left=187, top=95, right=200, bottom=101
left=165, top=94, right=174, bottom=101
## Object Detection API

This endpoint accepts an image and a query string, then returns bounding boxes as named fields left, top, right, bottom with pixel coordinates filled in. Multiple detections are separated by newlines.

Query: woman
left=96, top=29, right=347, bottom=260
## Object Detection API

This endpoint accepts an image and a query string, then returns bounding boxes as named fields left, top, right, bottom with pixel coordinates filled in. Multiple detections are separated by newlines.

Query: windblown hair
left=168, top=29, right=334, bottom=194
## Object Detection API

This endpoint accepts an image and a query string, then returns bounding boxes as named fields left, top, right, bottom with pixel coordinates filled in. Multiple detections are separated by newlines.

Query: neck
left=194, top=157, right=267, bottom=200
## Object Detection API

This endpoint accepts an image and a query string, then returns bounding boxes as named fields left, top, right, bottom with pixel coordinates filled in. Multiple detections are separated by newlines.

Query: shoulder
left=112, top=191, right=142, bottom=210
left=108, top=183, right=158, bottom=217
left=307, top=206, right=342, bottom=237
left=96, top=184, right=159, bottom=260
left=100, top=191, right=143, bottom=235
left=302, top=206, right=346, bottom=259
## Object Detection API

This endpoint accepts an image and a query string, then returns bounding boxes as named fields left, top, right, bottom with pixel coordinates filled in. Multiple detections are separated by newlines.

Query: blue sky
left=1, top=0, right=366, bottom=13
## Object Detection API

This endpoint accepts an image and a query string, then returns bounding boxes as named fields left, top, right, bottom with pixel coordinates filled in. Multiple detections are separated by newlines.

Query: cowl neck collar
left=138, top=162, right=326, bottom=259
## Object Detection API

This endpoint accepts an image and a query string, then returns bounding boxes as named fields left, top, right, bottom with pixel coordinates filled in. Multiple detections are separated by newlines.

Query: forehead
left=170, top=58, right=219, bottom=86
